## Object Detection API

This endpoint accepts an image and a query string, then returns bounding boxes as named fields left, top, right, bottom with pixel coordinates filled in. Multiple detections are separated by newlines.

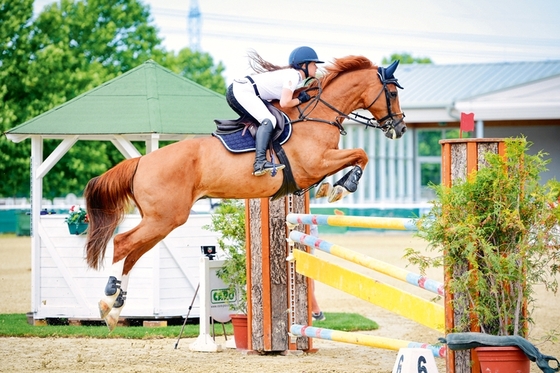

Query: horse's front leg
left=328, top=166, right=363, bottom=202
left=314, top=148, right=368, bottom=203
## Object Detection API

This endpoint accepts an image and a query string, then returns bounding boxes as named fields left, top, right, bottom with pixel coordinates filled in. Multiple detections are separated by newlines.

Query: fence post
left=245, top=194, right=310, bottom=352
left=440, top=138, right=506, bottom=373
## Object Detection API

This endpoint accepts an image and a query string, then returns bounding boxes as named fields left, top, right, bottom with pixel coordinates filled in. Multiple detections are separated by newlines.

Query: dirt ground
left=0, top=233, right=558, bottom=373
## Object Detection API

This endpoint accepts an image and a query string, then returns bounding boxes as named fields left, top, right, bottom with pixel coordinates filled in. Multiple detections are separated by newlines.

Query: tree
left=158, top=48, right=227, bottom=95
left=0, top=0, right=34, bottom=198
left=0, top=0, right=227, bottom=199
left=382, top=52, right=432, bottom=65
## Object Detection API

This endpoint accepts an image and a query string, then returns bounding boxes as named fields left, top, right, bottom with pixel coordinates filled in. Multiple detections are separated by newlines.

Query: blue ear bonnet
left=378, top=60, right=403, bottom=89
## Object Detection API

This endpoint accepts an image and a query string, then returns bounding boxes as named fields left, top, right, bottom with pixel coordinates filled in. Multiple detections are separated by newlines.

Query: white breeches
left=232, top=80, right=277, bottom=127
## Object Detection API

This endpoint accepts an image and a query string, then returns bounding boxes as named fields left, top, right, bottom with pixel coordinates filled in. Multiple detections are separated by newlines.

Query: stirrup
left=253, top=162, right=285, bottom=176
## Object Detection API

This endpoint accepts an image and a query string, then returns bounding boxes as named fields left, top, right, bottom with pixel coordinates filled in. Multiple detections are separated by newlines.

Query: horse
left=84, top=55, right=407, bottom=330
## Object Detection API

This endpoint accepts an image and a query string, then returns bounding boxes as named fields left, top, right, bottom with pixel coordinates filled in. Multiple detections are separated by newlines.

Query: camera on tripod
left=201, top=245, right=217, bottom=260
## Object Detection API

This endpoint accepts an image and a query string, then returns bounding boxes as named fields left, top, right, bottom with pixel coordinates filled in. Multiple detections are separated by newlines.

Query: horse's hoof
left=315, top=182, right=331, bottom=198
left=328, top=185, right=347, bottom=203
left=98, top=300, right=112, bottom=319
left=104, top=314, right=119, bottom=332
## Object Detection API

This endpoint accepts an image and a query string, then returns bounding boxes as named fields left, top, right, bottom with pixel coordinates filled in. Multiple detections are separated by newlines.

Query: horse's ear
left=378, top=60, right=403, bottom=89
left=385, top=60, right=400, bottom=79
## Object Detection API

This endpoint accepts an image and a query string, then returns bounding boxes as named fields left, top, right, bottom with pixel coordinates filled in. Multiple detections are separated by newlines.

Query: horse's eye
left=389, top=91, right=398, bottom=99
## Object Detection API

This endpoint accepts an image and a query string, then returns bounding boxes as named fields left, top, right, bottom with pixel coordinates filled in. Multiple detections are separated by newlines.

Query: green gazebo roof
left=6, top=60, right=233, bottom=138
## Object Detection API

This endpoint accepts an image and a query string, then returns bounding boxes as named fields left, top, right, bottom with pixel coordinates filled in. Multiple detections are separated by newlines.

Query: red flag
left=460, top=112, right=475, bottom=132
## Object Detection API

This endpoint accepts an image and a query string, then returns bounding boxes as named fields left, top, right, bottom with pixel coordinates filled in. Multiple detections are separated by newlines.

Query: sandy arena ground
left=0, top=233, right=558, bottom=372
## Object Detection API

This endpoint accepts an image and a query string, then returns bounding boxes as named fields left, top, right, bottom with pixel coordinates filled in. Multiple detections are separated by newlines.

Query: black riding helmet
left=289, top=46, right=324, bottom=78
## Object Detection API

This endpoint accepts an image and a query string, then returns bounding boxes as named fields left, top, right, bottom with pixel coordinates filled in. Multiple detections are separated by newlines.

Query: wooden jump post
left=245, top=194, right=312, bottom=353
left=440, top=138, right=506, bottom=373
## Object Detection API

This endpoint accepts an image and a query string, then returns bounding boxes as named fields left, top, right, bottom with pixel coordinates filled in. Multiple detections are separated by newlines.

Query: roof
left=5, top=60, right=234, bottom=138
left=397, top=60, right=560, bottom=109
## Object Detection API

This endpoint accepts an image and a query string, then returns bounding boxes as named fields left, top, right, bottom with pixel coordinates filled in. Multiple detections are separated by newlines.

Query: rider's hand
left=298, top=91, right=311, bottom=104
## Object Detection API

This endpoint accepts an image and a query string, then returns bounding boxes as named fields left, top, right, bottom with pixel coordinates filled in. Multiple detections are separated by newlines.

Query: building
left=313, top=60, right=560, bottom=214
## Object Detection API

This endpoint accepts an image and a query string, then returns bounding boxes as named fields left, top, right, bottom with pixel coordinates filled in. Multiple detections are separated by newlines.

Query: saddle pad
left=213, top=123, right=292, bottom=153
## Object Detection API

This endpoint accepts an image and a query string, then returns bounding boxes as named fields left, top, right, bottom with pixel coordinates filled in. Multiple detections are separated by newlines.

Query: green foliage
left=406, top=138, right=560, bottom=336
left=204, top=199, right=247, bottom=314
left=382, top=52, right=433, bottom=65
left=0, top=313, right=231, bottom=338
left=0, top=0, right=227, bottom=199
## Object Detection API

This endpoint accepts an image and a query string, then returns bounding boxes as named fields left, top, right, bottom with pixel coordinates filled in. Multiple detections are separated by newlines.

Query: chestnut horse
left=84, top=56, right=406, bottom=330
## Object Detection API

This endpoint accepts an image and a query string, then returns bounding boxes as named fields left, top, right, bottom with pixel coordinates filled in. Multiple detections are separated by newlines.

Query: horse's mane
left=308, top=56, right=377, bottom=89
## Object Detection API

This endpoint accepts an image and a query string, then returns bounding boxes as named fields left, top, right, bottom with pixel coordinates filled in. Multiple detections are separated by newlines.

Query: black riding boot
left=253, top=119, right=285, bottom=176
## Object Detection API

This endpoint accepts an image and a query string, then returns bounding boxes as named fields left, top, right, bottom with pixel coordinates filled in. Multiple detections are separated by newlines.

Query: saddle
left=213, top=101, right=289, bottom=152
left=212, top=102, right=300, bottom=199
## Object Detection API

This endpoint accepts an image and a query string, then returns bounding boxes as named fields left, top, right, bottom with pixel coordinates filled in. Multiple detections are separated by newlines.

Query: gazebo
left=5, top=60, right=233, bottom=321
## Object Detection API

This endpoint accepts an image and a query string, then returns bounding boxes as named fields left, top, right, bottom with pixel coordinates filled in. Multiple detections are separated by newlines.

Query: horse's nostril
left=402, top=127, right=407, bottom=133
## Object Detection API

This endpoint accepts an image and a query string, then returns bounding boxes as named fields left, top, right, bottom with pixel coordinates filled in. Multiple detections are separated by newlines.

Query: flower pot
left=475, top=346, right=530, bottom=373
left=67, top=223, right=88, bottom=235
left=230, top=314, right=249, bottom=350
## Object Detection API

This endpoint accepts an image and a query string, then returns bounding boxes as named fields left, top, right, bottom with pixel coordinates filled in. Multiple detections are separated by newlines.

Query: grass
left=0, top=312, right=377, bottom=338
left=311, top=312, right=379, bottom=332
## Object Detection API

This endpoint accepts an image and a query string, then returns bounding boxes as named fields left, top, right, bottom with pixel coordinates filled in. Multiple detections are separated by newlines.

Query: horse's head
left=366, top=60, right=406, bottom=139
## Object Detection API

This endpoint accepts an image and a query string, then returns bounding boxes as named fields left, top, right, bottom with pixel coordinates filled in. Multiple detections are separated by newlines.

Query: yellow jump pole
left=290, top=250, right=445, bottom=333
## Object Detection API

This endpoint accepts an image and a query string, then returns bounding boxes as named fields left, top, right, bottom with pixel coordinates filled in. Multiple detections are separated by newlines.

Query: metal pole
left=174, top=283, right=200, bottom=349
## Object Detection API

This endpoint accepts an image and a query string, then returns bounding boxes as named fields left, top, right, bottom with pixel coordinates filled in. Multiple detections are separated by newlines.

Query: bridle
left=293, top=73, right=405, bottom=137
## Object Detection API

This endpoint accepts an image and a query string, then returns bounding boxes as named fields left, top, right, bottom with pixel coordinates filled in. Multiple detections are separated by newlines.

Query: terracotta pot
left=230, top=314, right=248, bottom=350
left=475, top=346, right=530, bottom=373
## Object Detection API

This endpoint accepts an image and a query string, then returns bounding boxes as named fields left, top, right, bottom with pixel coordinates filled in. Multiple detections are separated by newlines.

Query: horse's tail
left=84, top=157, right=140, bottom=270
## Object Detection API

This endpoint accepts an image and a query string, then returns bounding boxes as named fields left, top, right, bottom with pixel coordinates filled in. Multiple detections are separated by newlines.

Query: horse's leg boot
left=253, top=119, right=285, bottom=176
left=99, top=276, right=121, bottom=319
left=334, top=166, right=363, bottom=193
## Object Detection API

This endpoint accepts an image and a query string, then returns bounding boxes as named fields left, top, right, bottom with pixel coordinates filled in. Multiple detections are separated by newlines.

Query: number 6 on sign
left=392, top=348, right=439, bottom=373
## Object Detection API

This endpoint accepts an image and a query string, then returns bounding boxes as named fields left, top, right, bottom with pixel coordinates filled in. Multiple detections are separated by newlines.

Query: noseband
left=294, top=73, right=405, bottom=137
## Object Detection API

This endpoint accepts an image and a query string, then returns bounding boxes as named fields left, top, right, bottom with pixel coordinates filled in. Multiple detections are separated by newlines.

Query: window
left=416, top=129, right=468, bottom=200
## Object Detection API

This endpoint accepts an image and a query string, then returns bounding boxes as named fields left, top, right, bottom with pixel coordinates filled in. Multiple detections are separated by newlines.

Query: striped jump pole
left=288, top=230, right=444, bottom=296
left=289, top=249, right=445, bottom=333
left=290, top=324, right=446, bottom=359
left=286, top=213, right=418, bottom=231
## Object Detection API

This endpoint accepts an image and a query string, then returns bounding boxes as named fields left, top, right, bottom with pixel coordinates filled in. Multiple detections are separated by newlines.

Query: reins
left=292, top=73, right=405, bottom=137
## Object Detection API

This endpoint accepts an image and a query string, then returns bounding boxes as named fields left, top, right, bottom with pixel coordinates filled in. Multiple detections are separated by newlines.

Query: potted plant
left=405, top=138, right=560, bottom=371
left=65, top=205, right=89, bottom=235
left=205, top=199, right=248, bottom=349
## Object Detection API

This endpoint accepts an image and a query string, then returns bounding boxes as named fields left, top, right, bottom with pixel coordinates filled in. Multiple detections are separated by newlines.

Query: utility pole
left=188, top=0, right=201, bottom=51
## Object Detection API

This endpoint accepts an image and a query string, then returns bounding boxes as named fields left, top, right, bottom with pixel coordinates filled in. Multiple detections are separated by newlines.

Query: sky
left=33, top=0, right=560, bottom=84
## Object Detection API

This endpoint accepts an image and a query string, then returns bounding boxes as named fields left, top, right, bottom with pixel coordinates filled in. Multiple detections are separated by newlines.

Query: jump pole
left=290, top=324, right=446, bottom=359
left=286, top=213, right=418, bottom=231
left=289, top=249, right=445, bottom=333
left=289, top=230, right=444, bottom=296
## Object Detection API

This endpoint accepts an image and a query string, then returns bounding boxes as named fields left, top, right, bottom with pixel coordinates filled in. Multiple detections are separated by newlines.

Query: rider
left=226, top=46, right=324, bottom=176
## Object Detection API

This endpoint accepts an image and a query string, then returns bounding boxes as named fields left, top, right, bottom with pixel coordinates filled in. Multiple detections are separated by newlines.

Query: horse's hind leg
left=99, top=259, right=125, bottom=319
left=103, top=274, right=129, bottom=331
left=99, top=217, right=180, bottom=331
